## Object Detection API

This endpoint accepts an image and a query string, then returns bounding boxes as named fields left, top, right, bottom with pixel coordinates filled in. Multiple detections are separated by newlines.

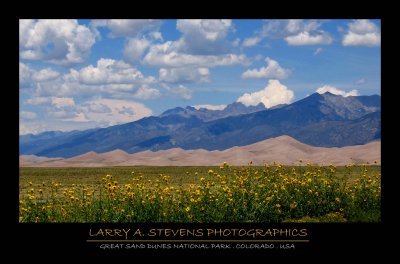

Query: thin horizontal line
left=87, top=240, right=309, bottom=243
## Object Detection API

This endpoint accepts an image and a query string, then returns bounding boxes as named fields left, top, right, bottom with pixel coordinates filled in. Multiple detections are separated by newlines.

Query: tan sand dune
left=92, top=149, right=131, bottom=163
left=19, top=155, right=63, bottom=166
left=67, top=151, right=102, bottom=162
left=20, top=135, right=381, bottom=167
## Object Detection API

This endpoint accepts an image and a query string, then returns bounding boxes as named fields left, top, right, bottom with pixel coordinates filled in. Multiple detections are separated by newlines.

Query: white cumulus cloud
left=285, top=31, right=332, bottom=45
left=244, top=19, right=333, bottom=46
left=150, top=31, right=163, bottom=41
left=159, top=67, right=210, bottom=84
left=33, top=58, right=160, bottom=100
left=133, top=86, right=161, bottom=99
left=242, top=36, right=261, bottom=47
left=169, top=85, right=193, bottom=100
left=51, top=97, right=75, bottom=108
left=27, top=97, right=52, bottom=105
left=91, top=19, right=162, bottom=38
left=237, top=80, right=294, bottom=108
left=19, top=62, right=33, bottom=87
left=313, top=47, right=323, bottom=56
left=143, top=40, right=247, bottom=68
left=77, top=58, right=150, bottom=85
left=20, top=98, right=153, bottom=134
left=123, top=38, right=150, bottom=64
left=20, top=111, right=37, bottom=120
left=232, top=38, right=240, bottom=47
left=63, top=112, right=89, bottom=122
left=20, top=63, right=61, bottom=94
left=316, top=85, right=359, bottom=97
left=342, top=19, right=380, bottom=47
left=19, top=19, right=96, bottom=65
left=142, top=20, right=248, bottom=71
left=78, top=98, right=152, bottom=125
left=177, top=19, right=232, bottom=55
left=242, top=58, right=291, bottom=79
left=32, top=68, right=60, bottom=82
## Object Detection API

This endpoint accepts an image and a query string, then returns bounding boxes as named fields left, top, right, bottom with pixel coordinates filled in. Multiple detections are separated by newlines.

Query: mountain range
left=20, top=92, right=381, bottom=158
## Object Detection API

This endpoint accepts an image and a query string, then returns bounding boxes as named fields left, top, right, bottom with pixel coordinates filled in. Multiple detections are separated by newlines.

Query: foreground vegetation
left=19, top=163, right=381, bottom=223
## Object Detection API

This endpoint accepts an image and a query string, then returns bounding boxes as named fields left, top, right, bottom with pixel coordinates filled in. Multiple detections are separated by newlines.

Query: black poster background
left=8, top=8, right=393, bottom=260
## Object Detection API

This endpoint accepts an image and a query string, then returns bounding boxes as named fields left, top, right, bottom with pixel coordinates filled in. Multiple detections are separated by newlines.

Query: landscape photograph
left=19, top=19, right=381, bottom=223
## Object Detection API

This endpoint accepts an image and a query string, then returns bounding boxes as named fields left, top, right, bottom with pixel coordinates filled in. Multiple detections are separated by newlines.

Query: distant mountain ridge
left=159, top=101, right=266, bottom=121
left=20, top=92, right=381, bottom=158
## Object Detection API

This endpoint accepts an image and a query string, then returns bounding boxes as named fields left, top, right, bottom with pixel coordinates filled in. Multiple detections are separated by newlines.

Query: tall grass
left=19, top=163, right=381, bottom=223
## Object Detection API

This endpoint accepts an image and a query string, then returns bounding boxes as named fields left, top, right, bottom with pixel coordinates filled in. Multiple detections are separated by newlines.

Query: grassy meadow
left=19, top=163, right=381, bottom=223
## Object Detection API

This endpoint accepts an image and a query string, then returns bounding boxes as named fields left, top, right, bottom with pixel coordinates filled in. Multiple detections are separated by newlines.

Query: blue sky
left=19, top=19, right=381, bottom=134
